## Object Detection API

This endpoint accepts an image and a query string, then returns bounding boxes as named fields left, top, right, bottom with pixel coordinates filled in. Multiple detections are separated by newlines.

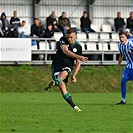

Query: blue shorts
left=123, top=68, right=133, bottom=80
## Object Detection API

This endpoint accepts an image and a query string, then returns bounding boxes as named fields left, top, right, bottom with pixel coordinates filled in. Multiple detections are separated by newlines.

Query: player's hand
left=71, top=76, right=77, bottom=83
left=79, top=56, right=88, bottom=63
left=53, top=21, right=57, bottom=24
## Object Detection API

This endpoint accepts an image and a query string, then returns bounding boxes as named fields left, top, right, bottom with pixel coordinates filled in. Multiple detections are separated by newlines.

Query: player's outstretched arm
left=117, top=53, right=123, bottom=74
left=71, top=59, right=81, bottom=83
left=60, top=45, right=88, bottom=63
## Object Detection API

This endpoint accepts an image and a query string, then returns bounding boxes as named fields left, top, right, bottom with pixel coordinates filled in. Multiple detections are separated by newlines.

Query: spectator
left=46, top=11, right=60, bottom=32
left=30, top=18, right=44, bottom=38
left=10, top=11, right=21, bottom=27
left=44, top=24, right=55, bottom=52
left=1, top=12, right=9, bottom=32
left=80, top=11, right=95, bottom=38
left=58, top=12, right=71, bottom=36
left=114, top=12, right=125, bottom=32
left=8, top=11, right=21, bottom=37
left=44, top=24, right=54, bottom=38
left=31, top=18, right=44, bottom=51
left=0, top=20, right=4, bottom=37
left=18, top=21, right=30, bottom=38
left=126, top=11, right=133, bottom=32
left=125, top=28, right=133, bottom=39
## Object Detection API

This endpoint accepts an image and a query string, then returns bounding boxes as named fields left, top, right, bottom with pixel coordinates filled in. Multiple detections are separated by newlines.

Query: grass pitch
left=0, top=92, right=132, bottom=133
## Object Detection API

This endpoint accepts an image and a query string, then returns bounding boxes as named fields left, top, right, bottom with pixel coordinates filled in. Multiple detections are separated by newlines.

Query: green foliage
left=0, top=93, right=133, bottom=133
left=0, top=65, right=132, bottom=92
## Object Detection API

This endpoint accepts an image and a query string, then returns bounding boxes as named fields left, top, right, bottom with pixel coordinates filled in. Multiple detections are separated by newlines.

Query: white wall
left=1, top=0, right=132, bottom=30
left=39, top=0, right=87, bottom=29
left=0, top=0, right=33, bottom=25
left=92, top=0, right=133, bottom=27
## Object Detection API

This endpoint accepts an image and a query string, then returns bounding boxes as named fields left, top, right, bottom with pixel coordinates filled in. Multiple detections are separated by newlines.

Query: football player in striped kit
left=116, top=31, right=133, bottom=105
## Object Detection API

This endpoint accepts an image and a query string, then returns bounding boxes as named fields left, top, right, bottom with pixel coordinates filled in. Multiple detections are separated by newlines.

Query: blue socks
left=121, top=77, right=128, bottom=103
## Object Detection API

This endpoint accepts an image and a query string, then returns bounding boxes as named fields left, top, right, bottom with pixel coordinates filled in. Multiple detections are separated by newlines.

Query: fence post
left=101, top=40, right=104, bottom=65
left=45, top=39, right=48, bottom=64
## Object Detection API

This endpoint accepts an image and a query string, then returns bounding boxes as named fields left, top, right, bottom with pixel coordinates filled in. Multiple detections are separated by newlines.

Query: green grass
left=0, top=65, right=133, bottom=92
left=0, top=65, right=132, bottom=132
left=0, top=92, right=133, bottom=133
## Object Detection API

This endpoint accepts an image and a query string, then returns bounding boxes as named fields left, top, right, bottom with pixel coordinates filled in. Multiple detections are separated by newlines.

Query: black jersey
left=52, top=37, right=82, bottom=68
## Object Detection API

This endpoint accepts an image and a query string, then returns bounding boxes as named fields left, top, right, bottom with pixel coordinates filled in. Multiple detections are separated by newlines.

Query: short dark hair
left=22, top=20, right=26, bottom=23
left=34, top=18, right=39, bottom=21
left=62, top=12, right=66, bottom=14
left=119, top=31, right=127, bottom=37
left=47, top=24, right=52, bottom=27
left=83, top=11, right=88, bottom=14
left=66, top=28, right=76, bottom=34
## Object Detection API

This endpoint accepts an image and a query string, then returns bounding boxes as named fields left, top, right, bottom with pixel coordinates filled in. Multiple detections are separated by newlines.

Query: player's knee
left=58, top=71, right=68, bottom=78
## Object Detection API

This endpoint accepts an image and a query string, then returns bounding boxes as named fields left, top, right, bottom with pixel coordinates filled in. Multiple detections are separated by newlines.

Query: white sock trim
left=122, top=98, right=126, bottom=103
left=74, top=106, right=78, bottom=109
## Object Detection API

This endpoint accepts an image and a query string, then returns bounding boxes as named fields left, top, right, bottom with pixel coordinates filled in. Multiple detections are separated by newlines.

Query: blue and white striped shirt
left=118, top=40, right=133, bottom=69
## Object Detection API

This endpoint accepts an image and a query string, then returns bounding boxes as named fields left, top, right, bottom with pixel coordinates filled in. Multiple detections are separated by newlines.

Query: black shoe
left=116, top=101, right=126, bottom=105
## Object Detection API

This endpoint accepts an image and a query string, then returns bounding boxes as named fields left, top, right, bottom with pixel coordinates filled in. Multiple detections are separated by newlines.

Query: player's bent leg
left=57, top=70, right=68, bottom=81
left=44, top=71, right=67, bottom=91
left=44, top=78, right=63, bottom=91
left=54, top=70, right=68, bottom=86
left=59, top=82, right=81, bottom=112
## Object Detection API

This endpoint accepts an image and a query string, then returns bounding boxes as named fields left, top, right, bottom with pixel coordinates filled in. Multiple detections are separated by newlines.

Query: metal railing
left=0, top=37, right=127, bottom=65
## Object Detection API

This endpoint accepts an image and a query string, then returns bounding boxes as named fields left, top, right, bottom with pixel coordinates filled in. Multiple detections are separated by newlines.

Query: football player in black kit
left=44, top=28, right=88, bottom=112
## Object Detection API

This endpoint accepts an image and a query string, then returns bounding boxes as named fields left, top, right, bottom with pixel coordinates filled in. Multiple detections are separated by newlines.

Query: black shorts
left=51, top=65, right=72, bottom=83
